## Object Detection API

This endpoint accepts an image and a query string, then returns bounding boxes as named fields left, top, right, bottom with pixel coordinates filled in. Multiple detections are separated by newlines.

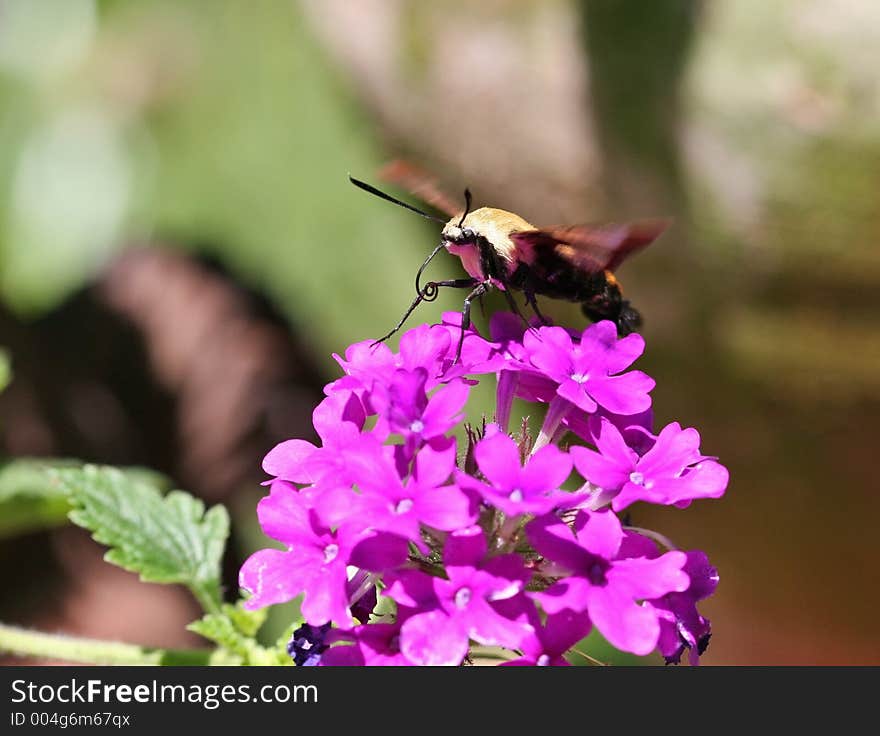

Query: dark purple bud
left=287, top=622, right=331, bottom=667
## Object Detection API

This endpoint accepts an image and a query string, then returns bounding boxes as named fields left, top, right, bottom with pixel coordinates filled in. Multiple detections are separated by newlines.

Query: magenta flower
left=323, top=435, right=476, bottom=549
left=501, top=609, right=593, bottom=666
left=435, top=311, right=501, bottom=379
left=385, top=527, right=534, bottom=665
left=239, top=481, right=406, bottom=625
left=238, top=481, right=361, bottom=625
left=527, top=510, right=689, bottom=655
left=372, top=367, right=470, bottom=446
left=320, top=623, right=416, bottom=666
left=523, top=321, right=654, bottom=416
left=243, top=310, right=729, bottom=666
left=262, top=390, right=366, bottom=485
left=571, top=418, right=729, bottom=511
left=331, top=323, right=454, bottom=396
left=651, top=550, right=718, bottom=665
left=565, top=407, right=655, bottom=454
left=458, top=431, right=578, bottom=517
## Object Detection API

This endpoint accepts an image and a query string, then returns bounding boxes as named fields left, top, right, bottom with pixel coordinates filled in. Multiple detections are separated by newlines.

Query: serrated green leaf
left=56, top=465, right=230, bottom=614
left=188, top=614, right=246, bottom=659
left=0, top=458, right=76, bottom=537
left=226, top=600, right=268, bottom=638
left=189, top=602, right=265, bottom=647
left=188, top=602, right=288, bottom=666
left=0, top=460, right=174, bottom=539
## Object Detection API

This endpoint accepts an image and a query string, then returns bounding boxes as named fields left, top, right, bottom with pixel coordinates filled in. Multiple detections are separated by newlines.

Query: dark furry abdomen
left=509, top=257, right=641, bottom=335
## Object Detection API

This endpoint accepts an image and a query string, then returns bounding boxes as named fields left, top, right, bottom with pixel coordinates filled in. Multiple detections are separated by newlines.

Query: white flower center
left=323, top=543, right=339, bottom=563
left=395, top=498, right=414, bottom=514
left=454, top=587, right=471, bottom=609
left=570, top=372, right=590, bottom=384
left=629, top=471, right=645, bottom=486
left=509, top=488, right=524, bottom=503
left=537, top=654, right=550, bottom=666
left=409, top=420, right=425, bottom=433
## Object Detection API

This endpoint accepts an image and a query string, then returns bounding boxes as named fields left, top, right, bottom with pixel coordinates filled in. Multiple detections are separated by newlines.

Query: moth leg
left=524, top=288, right=551, bottom=325
left=455, top=281, right=491, bottom=364
left=373, top=278, right=478, bottom=347
left=500, top=287, right=534, bottom=330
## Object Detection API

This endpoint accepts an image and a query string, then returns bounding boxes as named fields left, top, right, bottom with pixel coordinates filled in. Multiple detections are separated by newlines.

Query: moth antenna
left=349, top=175, right=447, bottom=224
left=457, top=188, right=472, bottom=228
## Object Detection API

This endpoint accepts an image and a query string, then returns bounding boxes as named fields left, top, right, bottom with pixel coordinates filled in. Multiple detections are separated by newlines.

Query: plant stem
left=190, top=582, right=223, bottom=616
left=623, top=526, right=678, bottom=551
left=0, top=622, right=211, bottom=665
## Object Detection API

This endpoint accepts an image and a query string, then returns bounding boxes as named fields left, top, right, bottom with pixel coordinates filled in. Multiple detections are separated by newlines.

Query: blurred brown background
left=0, top=0, right=878, bottom=664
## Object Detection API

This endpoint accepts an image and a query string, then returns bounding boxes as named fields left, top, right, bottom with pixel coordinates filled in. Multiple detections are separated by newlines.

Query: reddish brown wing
left=510, top=220, right=671, bottom=273
left=379, top=159, right=461, bottom=218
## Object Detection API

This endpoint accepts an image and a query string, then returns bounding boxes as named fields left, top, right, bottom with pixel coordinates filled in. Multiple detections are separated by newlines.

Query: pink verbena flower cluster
left=240, top=313, right=728, bottom=666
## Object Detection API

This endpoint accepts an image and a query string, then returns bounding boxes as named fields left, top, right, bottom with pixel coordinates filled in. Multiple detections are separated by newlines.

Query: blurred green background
left=1, top=0, right=878, bottom=665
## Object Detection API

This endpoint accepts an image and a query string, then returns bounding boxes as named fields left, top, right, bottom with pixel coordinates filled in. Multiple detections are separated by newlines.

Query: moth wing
left=510, top=220, right=670, bottom=273
left=379, top=159, right=461, bottom=218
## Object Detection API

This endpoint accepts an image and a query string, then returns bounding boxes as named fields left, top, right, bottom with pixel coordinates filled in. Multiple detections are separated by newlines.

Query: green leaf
left=225, top=600, right=268, bottom=638
left=0, top=460, right=174, bottom=539
left=56, top=465, right=230, bottom=614
left=188, top=601, right=289, bottom=666
left=0, top=458, right=76, bottom=537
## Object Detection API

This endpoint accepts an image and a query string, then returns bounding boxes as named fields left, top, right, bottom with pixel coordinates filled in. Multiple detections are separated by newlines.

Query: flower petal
left=526, top=514, right=591, bottom=572
left=384, top=569, right=439, bottom=610
left=524, top=326, right=573, bottom=381
left=586, top=584, right=660, bottom=656
left=540, top=610, right=593, bottom=656
left=298, top=564, right=352, bottom=627
left=400, top=324, right=451, bottom=373
left=421, top=380, right=470, bottom=437
left=349, top=532, right=410, bottom=571
left=576, top=322, right=646, bottom=374
left=400, top=610, right=468, bottom=666
left=444, top=525, right=487, bottom=569
left=557, top=378, right=598, bottom=414
left=413, top=436, right=457, bottom=488
left=570, top=445, right=630, bottom=493
left=312, top=391, right=365, bottom=443
left=571, top=509, right=623, bottom=559
left=342, top=437, right=401, bottom=497
left=595, top=417, right=640, bottom=466
left=416, top=484, right=479, bottom=531
left=534, top=576, right=593, bottom=615
left=384, top=368, right=428, bottom=428
left=683, top=550, right=720, bottom=601
left=609, top=551, right=689, bottom=600
left=586, top=371, right=654, bottom=415
left=637, top=422, right=702, bottom=477
left=262, top=440, right=318, bottom=483
left=255, top=481, right=312, bottom=544
left=239, top=548, right=314, bottom=610
left=474, top=432, right=522, bottom=490
left=520, top=444, right=573, bottom=494
left=611, top=460, right=728, bottom=510
left=467, top=598, right=534, bottom=650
